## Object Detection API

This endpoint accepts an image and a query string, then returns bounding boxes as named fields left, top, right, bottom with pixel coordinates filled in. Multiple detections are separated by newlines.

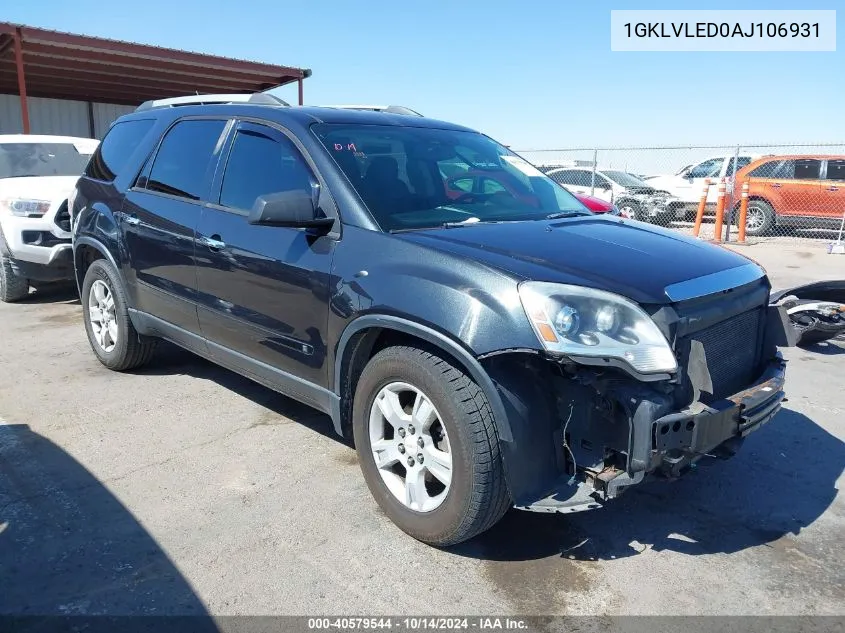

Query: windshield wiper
left=546, top=211, right=588, bottom=220
left=441, top=217, right=482, bottom=228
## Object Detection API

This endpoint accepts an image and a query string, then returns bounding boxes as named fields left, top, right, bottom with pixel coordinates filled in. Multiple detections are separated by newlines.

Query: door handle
left=123, top=213, right=140, bottom=226
left=828, top=186, right=839, bottom=192
left=770, top=183, right=782, bottom=189
left=200, top=235, right=226, bottom=251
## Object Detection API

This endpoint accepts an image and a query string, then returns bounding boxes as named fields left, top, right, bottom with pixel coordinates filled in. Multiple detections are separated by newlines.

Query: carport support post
left=13, top=28, right=30, bottom=134
left=724, top=145, right=741, bottom=242
left=298, top=76, right=304, bottom=105
left=590, top=149, right=598, bottom=196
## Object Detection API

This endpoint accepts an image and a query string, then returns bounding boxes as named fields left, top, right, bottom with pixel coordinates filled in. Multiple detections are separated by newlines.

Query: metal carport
left=0, top=22, right=311, bottom=135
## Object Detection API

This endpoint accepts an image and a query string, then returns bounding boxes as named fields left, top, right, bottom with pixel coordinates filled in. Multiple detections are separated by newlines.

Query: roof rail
left=135, top=92, right=289, bottom=112
left=318, top=104, right=423, bottom=117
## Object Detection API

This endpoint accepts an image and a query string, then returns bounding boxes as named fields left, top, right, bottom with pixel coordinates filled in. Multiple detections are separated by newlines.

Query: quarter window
left=219, top=127, right=315, bottom=211
left=145, top=119, right=227, bottom=201
left=825, top=160, right=845, bottom=181
left=85, top=119, right=155, bottom=182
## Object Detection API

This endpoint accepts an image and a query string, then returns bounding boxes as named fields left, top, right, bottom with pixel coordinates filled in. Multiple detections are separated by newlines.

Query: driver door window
left=219, top=128, right=314, bottom=211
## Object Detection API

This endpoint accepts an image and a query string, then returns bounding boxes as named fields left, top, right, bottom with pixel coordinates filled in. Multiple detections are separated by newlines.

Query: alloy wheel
left=746, top=205, right=765, bottom=231
left=368, top=381, right=453, bottom=512
left=88, top=279, right=118, bottom=352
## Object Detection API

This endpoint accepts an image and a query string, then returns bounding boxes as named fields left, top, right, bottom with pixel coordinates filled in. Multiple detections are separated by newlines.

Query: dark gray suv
left=70, top=95, right=790, bottom=546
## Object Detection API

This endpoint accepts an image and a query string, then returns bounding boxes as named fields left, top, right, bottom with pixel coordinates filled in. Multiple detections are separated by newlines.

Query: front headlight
left=518, top=282, right=678, bottom=374
left=1, top=198, right=51, bottom=218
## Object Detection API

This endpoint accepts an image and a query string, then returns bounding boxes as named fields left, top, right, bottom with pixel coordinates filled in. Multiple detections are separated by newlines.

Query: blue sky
left=6, top=0, right=842, bottom=150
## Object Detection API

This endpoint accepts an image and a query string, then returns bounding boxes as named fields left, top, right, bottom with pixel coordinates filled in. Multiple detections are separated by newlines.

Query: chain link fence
left=516, top=144, right=845, bottom=244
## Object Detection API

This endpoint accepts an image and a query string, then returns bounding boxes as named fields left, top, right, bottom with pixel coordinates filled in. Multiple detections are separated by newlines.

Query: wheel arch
left=333, top=315, right=514, bottom=445
left=73, top=236, right=121, bottom=296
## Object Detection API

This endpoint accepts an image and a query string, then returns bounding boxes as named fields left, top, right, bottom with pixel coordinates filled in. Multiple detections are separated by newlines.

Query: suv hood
left=396, top=216, right=759, bottom=305
left=0, top=175, right=81, bottom=203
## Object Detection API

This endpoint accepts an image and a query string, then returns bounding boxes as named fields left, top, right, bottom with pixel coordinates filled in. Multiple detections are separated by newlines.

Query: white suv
left=0, top=135, right=98, bottom=302
left=644, top=155, right=760, bottom=212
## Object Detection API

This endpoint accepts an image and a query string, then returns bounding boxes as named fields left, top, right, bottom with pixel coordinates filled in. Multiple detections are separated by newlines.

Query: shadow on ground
left=108, top=347, right=844, bottom=566
left=452, top=408, right=844, bottom=562
left=0, top=423, right=218, bottom=629
left=20, top=283, right=80, bottom=306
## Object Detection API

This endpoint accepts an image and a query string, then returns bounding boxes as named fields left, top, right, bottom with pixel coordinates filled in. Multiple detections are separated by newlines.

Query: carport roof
left=0, top=22, right=311, bottom=106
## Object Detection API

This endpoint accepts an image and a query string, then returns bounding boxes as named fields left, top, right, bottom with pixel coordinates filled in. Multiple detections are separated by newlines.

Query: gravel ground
left=0, top=241, right=843, bottom=618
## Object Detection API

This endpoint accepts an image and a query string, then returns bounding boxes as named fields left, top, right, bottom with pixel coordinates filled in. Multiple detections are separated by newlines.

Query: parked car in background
left=444, top=169, right=619, bottom=215
left=572, top=192, right=619, bottom=215
left=71, top=94, right=788, bottom=547
left=541, top=166, right=684, bottom=224
left=0, top=134, right=99, bottom=302
left=732, top=155, right=845, bottom=236
left=644, top=154, right=760, bottom=214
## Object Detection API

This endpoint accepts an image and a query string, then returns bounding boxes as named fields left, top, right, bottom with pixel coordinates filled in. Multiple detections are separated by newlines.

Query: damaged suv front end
left=504, top=263, right=788, bottom=513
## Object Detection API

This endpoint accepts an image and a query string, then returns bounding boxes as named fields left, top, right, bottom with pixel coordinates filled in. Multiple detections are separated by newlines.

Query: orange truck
left=732, top=155, right=845, bottom=236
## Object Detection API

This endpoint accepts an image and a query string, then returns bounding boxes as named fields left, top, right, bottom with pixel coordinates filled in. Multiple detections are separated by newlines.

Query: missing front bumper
left=515, top=354, right=787, bottom=514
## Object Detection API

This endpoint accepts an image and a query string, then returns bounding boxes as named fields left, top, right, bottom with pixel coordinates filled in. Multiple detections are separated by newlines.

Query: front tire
left=0, top=253, right=29, bottom=303
left=81, top=258, right=156, bottom=371
left=353, top=345, right=510, bottom=546
left=617, top=201, right=641, bottom=221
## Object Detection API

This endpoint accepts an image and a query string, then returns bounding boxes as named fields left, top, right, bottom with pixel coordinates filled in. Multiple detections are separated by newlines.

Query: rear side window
left=794, top=159, right=821, bottom=181
left=219, top=127, right=314, bottom=211
left=85, top=119, right=155, bottom=181
left=145, top=119, right=227, bottom=201
left=825, top=160, right=845, bottom=181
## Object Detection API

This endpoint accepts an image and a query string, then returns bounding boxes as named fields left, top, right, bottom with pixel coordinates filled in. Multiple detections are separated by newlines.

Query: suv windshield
left=312, top=124, right=589, bottom=231
left=602, top=170, right=651, bottom=189
left=0, top=142, right=93, bottom=179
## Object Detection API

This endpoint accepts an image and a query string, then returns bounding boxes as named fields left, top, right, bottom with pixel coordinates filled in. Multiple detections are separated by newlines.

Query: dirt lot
left=1, top=240, right=844, bottom=617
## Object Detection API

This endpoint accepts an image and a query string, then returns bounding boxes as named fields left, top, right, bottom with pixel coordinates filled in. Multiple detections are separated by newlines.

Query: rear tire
left=81, top=258, right=156, bottom=371
left=743, top=200, right=775, bottom=236
left=353, top=345, right=510, bottom=546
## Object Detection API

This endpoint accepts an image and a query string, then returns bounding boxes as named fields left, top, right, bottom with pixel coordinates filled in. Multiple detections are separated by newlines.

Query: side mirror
left=247, top=189, right=334, bottom=229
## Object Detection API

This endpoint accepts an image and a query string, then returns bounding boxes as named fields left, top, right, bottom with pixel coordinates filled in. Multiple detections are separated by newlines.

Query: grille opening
left=679, top=308, right=764, bottom=403
left=54, top=201, right=71, bottom=232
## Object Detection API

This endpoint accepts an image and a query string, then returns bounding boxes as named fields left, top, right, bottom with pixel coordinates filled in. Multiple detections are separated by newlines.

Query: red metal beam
left=12, top=28, right=29, bottom=133
left=0, top=66, right=260, bottom=97
left=17, top=25, right=307, bottom=78
left=20, top=42, right=300, bottom=87
left=3, top=58, right=265, bottom=93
